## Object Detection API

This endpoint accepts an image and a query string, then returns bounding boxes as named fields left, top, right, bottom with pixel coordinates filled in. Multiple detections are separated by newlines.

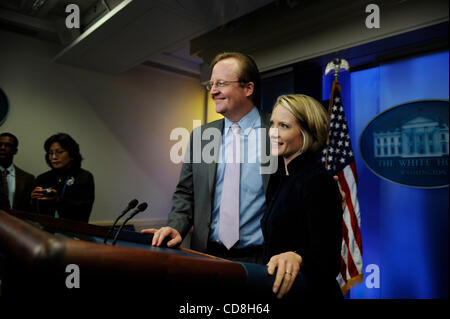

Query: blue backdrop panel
left=324, top=51, right=449, bottom=299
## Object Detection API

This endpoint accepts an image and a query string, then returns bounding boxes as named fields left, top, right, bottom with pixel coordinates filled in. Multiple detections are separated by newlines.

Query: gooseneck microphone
left=104, top=199, right=139, bottom=244
left=111, top=202, right=148, bottom=246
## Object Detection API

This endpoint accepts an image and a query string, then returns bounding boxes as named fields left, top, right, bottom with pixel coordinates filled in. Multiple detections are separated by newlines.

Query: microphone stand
left=111, top=203, right=148, bottom=246
left=103, top=199, right=138, bottom=244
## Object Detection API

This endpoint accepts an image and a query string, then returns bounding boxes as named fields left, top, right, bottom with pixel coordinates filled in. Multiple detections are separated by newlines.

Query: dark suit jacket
left=13, top=165, right=35, bottom=211
left=33, top=168, right=95, bottom=223
left=167, top=109, right=273, bottom=252
left=261, top=152, right=343, bottom=298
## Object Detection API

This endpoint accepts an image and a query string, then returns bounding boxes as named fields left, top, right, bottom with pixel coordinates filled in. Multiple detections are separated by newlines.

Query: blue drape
left=323, top=51, right=449, bottom=299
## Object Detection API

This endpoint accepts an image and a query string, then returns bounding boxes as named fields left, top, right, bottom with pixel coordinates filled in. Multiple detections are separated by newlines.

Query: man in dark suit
left=143, top=52, right=277, bottom=263
left=0, top=132, right=35, bottom=211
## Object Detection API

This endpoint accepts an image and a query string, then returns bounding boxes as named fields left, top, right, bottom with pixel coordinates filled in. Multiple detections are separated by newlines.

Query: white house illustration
left=373, top=116, right=449, bottom=158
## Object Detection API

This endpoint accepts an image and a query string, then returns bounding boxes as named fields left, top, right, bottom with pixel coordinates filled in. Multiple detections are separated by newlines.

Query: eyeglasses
left=0, top=142, right=15, bottom=148
left=47, top=150, right=67, bottom=157
left=205, top=80, right=243, bottom=91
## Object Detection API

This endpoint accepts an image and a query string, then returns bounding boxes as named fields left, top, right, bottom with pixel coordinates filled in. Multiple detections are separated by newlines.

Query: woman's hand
left=267, top=251, right=302, bottom=299
left=31, top=187, right=44, bottom=199
left=31, top=187, right=59, bottom=200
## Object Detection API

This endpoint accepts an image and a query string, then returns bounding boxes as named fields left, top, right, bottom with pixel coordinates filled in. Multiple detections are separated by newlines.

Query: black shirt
left=33, top=167, right=95, bottom=223
left=261, top=152, right=343, bottom=297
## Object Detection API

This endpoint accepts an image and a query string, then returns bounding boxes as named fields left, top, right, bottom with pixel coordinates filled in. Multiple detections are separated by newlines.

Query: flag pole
left=323, top=58, right=364, bottom=296
left=324, top=79, right=340, bottom=169
left=324, top=58, right=349, bottom=169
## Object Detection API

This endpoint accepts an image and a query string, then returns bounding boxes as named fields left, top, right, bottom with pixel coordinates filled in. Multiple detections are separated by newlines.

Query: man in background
left=0, top=132, right=34, bottom=211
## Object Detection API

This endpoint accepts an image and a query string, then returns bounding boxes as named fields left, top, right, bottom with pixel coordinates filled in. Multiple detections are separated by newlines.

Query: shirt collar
left=2, top=164, right=15, bottom=177
left=224, top=106, right=260, bottom=136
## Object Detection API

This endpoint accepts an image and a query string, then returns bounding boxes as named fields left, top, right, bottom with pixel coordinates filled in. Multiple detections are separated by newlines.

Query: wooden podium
left=0, top=209, right=277, bottom=301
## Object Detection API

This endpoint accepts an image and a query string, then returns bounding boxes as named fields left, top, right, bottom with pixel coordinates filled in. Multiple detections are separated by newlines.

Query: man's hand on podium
left=141, top=226, right=182, bottom=248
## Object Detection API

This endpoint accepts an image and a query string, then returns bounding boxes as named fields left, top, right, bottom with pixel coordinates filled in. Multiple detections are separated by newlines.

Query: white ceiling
left=2, top=0, right=448, bottom=78
left=0, top=0, right=275, bottom=76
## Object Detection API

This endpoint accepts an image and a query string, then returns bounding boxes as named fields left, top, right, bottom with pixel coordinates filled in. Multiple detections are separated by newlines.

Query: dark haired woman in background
left=31, top=133, right=94, bottom=222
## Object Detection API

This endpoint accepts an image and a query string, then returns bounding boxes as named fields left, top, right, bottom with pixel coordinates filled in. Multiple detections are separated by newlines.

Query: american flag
left=321, top=79, right=363, bottom=295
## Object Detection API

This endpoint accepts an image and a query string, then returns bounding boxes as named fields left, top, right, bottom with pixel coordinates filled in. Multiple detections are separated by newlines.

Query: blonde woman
left=262, top=94, right=343, bottom=299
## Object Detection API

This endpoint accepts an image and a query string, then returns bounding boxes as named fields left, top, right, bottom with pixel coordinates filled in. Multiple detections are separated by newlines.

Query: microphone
left=103, top=199, right=139, bottom=244
left=111, top=202, right=148, bottom=246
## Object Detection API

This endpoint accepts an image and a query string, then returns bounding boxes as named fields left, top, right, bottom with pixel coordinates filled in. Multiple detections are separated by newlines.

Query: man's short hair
left=211, top=52, right=261, bottom=108
left=0, top=132, right=18, bottom=148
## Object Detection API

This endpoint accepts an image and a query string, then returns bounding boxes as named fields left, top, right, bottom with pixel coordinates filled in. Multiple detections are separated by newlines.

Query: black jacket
left=14, top=166, right=35, bottom=211
left=0, top=165, right=35, bottom=211
left=33, top=168, right=94, bottom=222
left=261, top=152, right=343, bottom=298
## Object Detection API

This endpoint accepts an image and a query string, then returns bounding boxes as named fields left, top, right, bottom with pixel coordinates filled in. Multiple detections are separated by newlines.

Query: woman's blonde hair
left=274, top=94, right=330, bottom=153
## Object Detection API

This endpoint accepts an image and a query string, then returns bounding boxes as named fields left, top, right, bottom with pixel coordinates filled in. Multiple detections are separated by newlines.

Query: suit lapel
left=13, top=165, right=24, bottom=208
